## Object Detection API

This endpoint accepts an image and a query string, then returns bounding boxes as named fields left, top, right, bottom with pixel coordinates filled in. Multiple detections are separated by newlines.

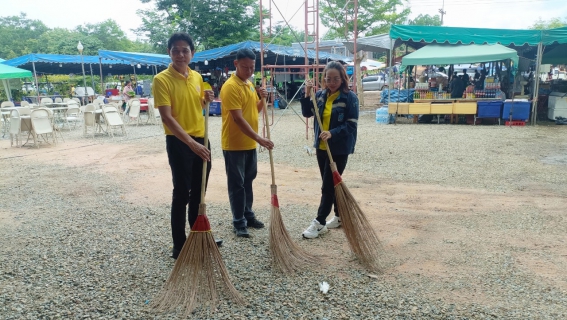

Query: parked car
left=362, top=75, right=388, bottom=91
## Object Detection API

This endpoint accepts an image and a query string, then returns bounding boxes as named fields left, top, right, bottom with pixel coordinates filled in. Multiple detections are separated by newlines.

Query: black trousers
left=315, top=149, right=348, bottom=225
left=223, top=149, right=258, bottom=229
left=166, top=135, right=211, bottom=252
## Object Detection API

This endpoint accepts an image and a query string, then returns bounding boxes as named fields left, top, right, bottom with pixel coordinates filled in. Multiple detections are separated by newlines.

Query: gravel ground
left=1, top=105, right=567, bottom=319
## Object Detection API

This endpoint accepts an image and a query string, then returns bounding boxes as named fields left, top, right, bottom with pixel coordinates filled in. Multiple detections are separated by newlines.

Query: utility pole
left=439, top=0, right=446, bottom=25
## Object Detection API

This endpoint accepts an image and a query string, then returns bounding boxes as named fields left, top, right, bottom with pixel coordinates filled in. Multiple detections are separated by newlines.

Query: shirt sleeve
left=153, top=77, right=170, bottom=108
left=219, top=83, right=242, bottom=111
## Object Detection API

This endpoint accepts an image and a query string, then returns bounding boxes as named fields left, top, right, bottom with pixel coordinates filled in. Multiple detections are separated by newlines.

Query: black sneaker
left=215, top=238, right=223, bottom=247
left=171, top=248, right=181, bottom=259
left=234, top=227, right=250, bottom=238
left=247, top=218, right=265, bottom=229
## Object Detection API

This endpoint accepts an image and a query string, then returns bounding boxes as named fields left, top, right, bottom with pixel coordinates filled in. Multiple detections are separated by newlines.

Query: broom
left=261, top=94, right=320, bottom=274
left=309, top=88, right=385, bottom=273
left=151, top=102, right=246, bottom=315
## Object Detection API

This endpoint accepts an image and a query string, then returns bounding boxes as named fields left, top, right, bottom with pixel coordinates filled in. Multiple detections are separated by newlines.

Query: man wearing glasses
left=153, top=32, right=216, bottom=259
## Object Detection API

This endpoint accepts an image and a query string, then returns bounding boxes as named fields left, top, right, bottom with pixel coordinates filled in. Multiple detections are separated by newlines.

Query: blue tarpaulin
left=0, top=53, right=147, bottom=75
left=380, top=89, right=415, bottom=104
left=191, top=40, right=350, bottom=64
left=98, top=50, right=170, bottom=66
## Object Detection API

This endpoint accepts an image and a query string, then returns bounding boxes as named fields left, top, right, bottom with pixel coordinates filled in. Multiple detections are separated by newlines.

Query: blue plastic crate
left=502, top=101, right=530, bottom=121
left=477, top=101, right=503, bottom=118
left=209, top=101, right=221, bottom=115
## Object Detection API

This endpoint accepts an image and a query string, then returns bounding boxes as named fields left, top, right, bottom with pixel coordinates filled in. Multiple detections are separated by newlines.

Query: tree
left=75, top=19, right=132, bottom=52
left=0, top=13, right=49, bottom=59
left=136, top=0, right=261, bottom=50
left=319, top=0, right=410, bottom=106
left=407, top=14, right=442, bottom=26
left=530, top=17, right=567, bottom=30
left=35, top=28, right=103, bottom=55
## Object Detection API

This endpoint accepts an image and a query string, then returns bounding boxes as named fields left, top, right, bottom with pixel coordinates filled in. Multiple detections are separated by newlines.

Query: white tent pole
left=99, top=57, right=104, bottom=96
left=89, top=64, right=96, bottom=94
left=531, top=40, right=543, bottom=125
left=32, top=61, right=40, bottom=103
left=2, top=79, right=12, bottom=101
left=388, top=39, right=393, bottom=108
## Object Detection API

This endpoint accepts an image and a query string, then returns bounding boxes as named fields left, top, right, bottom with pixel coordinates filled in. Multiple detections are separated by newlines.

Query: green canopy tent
left=400, top=43, right=519, bottom=72
left=0, top=63, right=32, bottom=101
left=542, top=44, right=567, bottom=65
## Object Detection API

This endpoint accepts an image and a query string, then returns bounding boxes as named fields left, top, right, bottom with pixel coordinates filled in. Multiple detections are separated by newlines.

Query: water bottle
left=376, top=106, right=389, bottom=124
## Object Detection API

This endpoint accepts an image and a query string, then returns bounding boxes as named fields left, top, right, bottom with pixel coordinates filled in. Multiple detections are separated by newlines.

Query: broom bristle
left=335, top=182, right=386, bottom=273
left=151, top=205, right=246, bottom=315
left=269, top=185, right=320, bottom=274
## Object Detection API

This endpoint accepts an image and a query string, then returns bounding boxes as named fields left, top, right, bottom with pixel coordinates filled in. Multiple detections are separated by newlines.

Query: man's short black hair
left=167, top=32, right=195, bottom=51
left=236, top=48, right=256, bottom=60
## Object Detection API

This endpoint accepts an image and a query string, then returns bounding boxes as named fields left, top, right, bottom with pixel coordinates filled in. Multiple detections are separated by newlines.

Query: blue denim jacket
left=300, top=89, right=359, bottom=155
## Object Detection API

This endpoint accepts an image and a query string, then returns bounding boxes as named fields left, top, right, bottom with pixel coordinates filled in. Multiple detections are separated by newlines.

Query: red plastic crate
left=505, top=120, right=526, bottom=126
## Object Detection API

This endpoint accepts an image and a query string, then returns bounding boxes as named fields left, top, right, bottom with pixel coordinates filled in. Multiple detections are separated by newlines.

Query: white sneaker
left=326, top=216, right=341, bottom=229
left=302, top=219, right=328, bottom=239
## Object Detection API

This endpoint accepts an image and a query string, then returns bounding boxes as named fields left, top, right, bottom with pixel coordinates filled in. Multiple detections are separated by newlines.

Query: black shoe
left=171, top=248, right=181, bottom=259
left=247, top=218, right=265, bottom=229
left=234, top=227, right=250, bottom=238
left=215, top=238, right=223, bottom=247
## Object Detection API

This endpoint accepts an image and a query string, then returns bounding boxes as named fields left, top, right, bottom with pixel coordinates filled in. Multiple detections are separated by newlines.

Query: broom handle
left=261, top=97, right=276, bottom=185
left=200, top=101, right=210, bottom=204
left=309, top=88, right=335, bottom=164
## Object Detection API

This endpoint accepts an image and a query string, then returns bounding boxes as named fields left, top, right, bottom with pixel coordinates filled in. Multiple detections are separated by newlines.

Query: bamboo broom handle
left=261, top=97, right=276, bottom=186
left=200, top=102, right=210, bottom=204
left=309, top=88, right=335, bottom=164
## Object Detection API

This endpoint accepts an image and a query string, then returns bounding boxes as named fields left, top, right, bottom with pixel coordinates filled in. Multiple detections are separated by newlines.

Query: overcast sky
left=1, top=0, right=566, bottom=41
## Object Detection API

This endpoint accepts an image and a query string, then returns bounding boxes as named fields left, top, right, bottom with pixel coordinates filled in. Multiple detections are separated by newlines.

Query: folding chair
left=30, top=109, right=56, bottom=148
left=102, top=105, right=126, bottom=137
left=126, top=99, right=141, bottom=126
left=83, top=104, right=96, bottom=138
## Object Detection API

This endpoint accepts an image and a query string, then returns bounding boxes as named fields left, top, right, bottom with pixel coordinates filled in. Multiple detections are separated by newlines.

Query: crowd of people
left=152, top=32, right=359, bottom=259
left=448, top=68, right=489, bottom=98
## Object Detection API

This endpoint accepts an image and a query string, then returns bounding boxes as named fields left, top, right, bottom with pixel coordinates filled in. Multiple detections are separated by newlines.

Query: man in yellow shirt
left=153, top=32, right=215, bottom=259
left=220, top=48, right=274, bottom=238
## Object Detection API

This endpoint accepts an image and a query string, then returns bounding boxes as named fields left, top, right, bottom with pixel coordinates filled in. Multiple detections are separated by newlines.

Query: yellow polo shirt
left=319, top=91, right=340, bottom=150
left=153, top=64, right=205, bottom=137
left=220, top=74, right=259, bottom=151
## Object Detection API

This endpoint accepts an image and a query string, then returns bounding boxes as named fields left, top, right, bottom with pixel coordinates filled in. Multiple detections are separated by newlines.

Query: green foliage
left=256, top=23, right=310, bottom=46
left=530, top=17, right=567, bottom=30
left=0, top=13, right=49, bottom=58
left=407, top=14, right=442, bottom=26
left=320, top=0, right=410, bottom=39
left=135, top=0, right=261, bottom=50
left=0, top=13, right=161, bottom=59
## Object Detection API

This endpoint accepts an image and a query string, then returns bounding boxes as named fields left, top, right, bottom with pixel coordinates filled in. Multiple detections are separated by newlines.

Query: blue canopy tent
left=1, top=53, right=154, bottom=98
left=190, top=40, right=350, bottom=69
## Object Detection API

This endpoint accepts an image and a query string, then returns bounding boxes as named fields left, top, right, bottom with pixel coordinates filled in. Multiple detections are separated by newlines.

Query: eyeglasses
left=324, top=77, right=341, bottom=83
left=170, top=47, right=191, bottom=56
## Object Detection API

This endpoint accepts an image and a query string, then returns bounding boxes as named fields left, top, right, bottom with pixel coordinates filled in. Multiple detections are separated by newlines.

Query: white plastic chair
left=145, top=98, right=155, bottom=124
left=20, top=101, right=30, bottom=107
left=72, top=97, right=82, bottom=106
left=9, top=109, right=22, bottom=147
left=102, top=105, right=126, bottom=137
left=126, top=99, right=141, bottom=126
left=18, top=106, right=32, bottom=116
left=2, top=101, right=15, bottom=109
left=92, top=99, right=104, bottom=109
left=83, top=104, right=96, bottom=138
left=63, top=98, right=70, bottom=103
left=30, top=109, right=56, bottom=148
left=54, top=97, right=63, bottom=103
left=40, top=97, right=53, bottom=107
left=65, top=105, right=81, bottom=130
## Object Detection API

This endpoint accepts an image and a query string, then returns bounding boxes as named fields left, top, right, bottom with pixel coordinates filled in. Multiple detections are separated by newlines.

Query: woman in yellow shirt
left=299, top=61, right=360, bottom=239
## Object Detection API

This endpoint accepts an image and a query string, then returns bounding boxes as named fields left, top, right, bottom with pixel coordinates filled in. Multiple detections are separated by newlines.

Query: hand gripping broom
left=151, top=102, right=246, bottom=315
left=261, top=96, right=320, bottom=274
left=309, top=88, right=385, bottom=273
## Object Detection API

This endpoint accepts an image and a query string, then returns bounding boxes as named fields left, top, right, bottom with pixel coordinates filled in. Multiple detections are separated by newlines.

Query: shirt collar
left=231, top=73, right=251, bottom=86
left=168, top=63, right=192, bottom=80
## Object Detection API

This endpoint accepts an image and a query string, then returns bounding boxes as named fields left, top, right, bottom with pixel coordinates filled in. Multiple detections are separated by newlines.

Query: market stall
left=391, top=43, right=519, bottom=123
